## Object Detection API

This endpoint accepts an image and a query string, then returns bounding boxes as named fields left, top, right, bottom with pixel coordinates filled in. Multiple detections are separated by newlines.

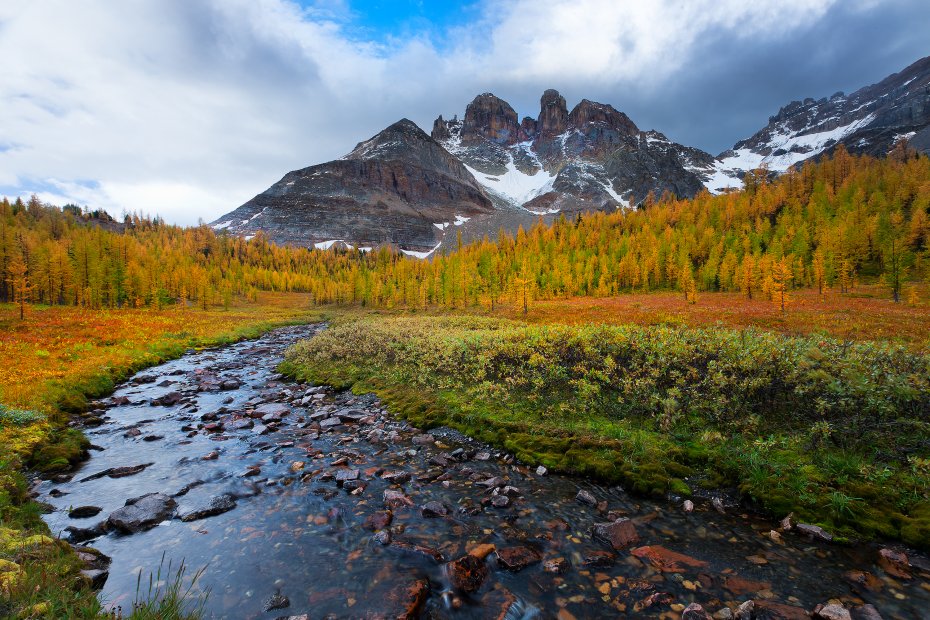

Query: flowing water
left=37, top=325, right=930, bottom=619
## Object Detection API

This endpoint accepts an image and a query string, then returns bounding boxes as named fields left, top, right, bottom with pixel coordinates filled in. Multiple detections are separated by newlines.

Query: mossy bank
left=282, top=315, right=930, bottom=550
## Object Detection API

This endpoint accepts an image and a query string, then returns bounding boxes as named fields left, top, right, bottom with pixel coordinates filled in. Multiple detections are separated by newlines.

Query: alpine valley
left=212, top=56, right=930, bottom=256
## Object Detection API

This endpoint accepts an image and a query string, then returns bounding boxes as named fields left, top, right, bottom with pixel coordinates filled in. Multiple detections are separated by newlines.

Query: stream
left=36, top=325, right=930, bottom=619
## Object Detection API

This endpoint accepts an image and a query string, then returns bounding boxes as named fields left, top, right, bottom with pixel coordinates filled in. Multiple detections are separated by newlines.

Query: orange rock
left=631, top=545, right=709, bottom=573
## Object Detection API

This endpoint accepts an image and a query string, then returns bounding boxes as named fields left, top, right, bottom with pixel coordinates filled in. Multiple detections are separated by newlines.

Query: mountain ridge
left=212, top=55, right=930, bottom=255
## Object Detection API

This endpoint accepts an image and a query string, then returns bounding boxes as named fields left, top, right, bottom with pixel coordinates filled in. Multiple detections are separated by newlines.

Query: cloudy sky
left=1, top=0, right=928, bottom=225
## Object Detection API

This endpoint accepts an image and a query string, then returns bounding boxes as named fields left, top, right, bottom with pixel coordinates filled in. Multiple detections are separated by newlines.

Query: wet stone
left=151, top=391, right=183, bottom=407
left=388, top=541, right=445, bottom=563
left=421, top=501, right=450, bottom=517
left=814, top=603, right=852, bottom=620
left=795, top=522, right=833, bottom=542
left=384, top=489, right=413, bottom=509
left=496, top=546, right=542, bottom=571
left=878, top=548, right=911, bottom=579
left=592, top=517, right=640, bottom=549
left=582, top=550, right=616, bottom=567
left=334, top=468, right=360, bottom=483
left=79, top=463, right=154, bottom=482
left=107, top=493, right=176, bottom=534
left=752, top=600, right=810, bottom=620
left=683, top=603, right=713, bottom=619
left=543, top=557, right=570, bottom=573
left=68, top=505, right=103, bottom=519
left=491, top=495, right=511, bottom=508
left=64, top=523, right=108, bottom=543
left=179, top=494, right=237, bottom=522
left=381, top=470, right=411, bottom=484
left=230, top=418, right=254, bottom=430
left=447, top=554, right=489, bottom=593
left=576, top=489, right=597, bottom=506
left=263, top=591, right=290, bottom=612
left=363, top=510, right=393, bottom=531
left=81, top=569, right=109, bottom=590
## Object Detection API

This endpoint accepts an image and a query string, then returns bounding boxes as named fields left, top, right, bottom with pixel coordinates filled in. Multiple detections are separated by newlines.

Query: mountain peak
left=538, top=89, right=569, bottom=137
left=460, top=92, right=523, bottom=146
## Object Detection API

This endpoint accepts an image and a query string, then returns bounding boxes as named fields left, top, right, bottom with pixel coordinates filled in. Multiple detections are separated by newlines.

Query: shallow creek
left=37, top=325, right=930, bottom=619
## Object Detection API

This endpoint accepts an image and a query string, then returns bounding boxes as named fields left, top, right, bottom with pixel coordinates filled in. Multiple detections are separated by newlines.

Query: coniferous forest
left=2, top=148, right=928, bottom=314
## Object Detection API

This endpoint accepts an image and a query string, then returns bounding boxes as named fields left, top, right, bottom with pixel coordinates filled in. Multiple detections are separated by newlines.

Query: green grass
left=282, top=315, right=930, bottom=548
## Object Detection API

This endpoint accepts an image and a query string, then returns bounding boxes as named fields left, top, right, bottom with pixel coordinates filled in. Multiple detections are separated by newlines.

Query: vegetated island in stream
left=282, top=315, right=930, bottom=549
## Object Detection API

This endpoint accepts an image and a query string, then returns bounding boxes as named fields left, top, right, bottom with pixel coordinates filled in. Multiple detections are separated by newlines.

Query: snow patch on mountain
left=463, top=156, right=555, bottom=206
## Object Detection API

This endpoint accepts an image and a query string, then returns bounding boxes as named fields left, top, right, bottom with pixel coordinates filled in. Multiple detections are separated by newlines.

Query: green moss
left=28, top=429, right=89, bottom=473
left=282, top=315, right=930, bottom=550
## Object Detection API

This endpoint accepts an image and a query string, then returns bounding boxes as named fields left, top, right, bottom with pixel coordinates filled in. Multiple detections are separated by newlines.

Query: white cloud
left=0, top=0, right=903, bottom=224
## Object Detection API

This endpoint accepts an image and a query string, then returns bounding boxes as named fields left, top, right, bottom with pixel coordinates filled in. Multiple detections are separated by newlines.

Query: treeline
left=1, top=147, right=928, bottom=312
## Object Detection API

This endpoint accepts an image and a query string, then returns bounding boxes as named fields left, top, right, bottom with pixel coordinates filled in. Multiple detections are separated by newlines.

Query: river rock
left=877, top=548, right=911, bottom=579
left=230, top=418, right=254, bottom=430
left=384, top=489, right=413, bottom=509
left=814, top=603, right=852, bottom=620
left=447, top=554, right=489, bottom=593
left=582, top=550, right=616, bottom=567
left=79, top=463, right=153, bottom=482
left=80, top=569, right=109, bottom=590
left=795, top=523, right=833, bottom=542
left=179, top=494, right=237, bottom=521
left=389, top=541, right=445, bottom=563
left=255, top=403, right=290, bottom=418
left=263, top=591, right=290, bottom=612
left=592, top=517, right=639, bottom=549
left=496, top=546, right=541, bottom=571
left=543, top=557, right=569, bottom=573
left=381, top=471, right=411, bottom=484
left=382, top=577, right=429, bottom=618
left=850, top=604, right=883, bottom=620
left=363, top=510, right=393, bottom=531
left=735, top=600, right=754, bottom=620
left=631, top=545, right=708, bottom=573
left=335, top=469, right=360, bottom=484
left=68, top=505, right=103, bottom=519
left=151, top=391, right=183, bottom=406
left=107, top=493, right=177, bottom=533
left=64, top=523, right=108, bottom=543
left=753, top=600, right=810, bottom=619
left=491, top=495, right=511, bottom=508
left=576, top=489, right=597, bottom=506
left=683, top=603, right=712, bottom=619
left=421, top=501, right=450, bottom=517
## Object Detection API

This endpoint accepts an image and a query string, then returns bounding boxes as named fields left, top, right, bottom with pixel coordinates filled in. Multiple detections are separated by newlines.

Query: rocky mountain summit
left=431, top=89, right=708, bottom=216
left=212, top=119, right=493, bottom=253
left=212, top=55, right=930, bottom=255
left=709, top=55, right=930, bottom=188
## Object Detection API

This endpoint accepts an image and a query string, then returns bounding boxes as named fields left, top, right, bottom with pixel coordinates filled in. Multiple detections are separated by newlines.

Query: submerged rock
left=447, top=554, right=489, bottom=593
left=592, top=517, right=639, bottom=549
left=795, top=523, right=833, bottom=542
left=576, top=489, right=597, bottom=506
left=496, top=546, right=542, bottom=571
left=179, top=494, right=237, bottom=522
